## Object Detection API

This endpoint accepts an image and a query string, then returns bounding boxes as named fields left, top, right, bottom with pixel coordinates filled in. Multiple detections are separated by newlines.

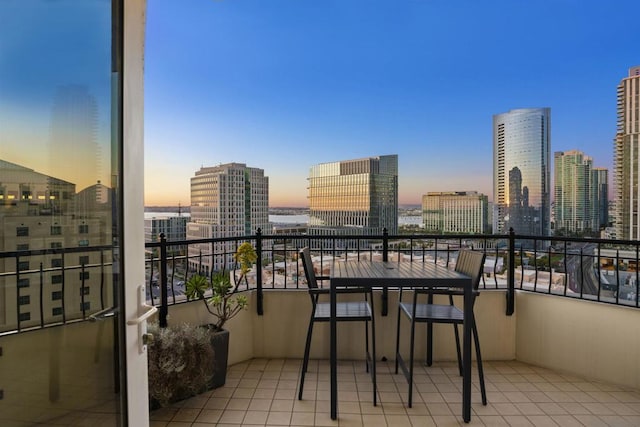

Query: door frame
left=121, top=0, right=150, bottom=425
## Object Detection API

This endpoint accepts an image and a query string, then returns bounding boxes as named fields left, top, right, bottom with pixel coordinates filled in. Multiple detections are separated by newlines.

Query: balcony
left=2, top=232, right=640, bottom=425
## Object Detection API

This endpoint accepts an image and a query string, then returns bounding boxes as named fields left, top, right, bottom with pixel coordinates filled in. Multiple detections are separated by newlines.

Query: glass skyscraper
left=308, top=155, right=398, bottom=236
left=493, top=108, right=551, bottom=237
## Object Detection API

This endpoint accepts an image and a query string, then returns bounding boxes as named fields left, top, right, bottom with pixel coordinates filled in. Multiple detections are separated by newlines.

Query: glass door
left=0, top=1, right=149, bottom=425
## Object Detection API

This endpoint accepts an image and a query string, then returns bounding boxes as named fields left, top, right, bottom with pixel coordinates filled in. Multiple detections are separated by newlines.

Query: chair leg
left=408, top=316, right=417, bottom=408
left=426, top=293, right=434, bottom=366
left=426, top=322, right=434, bottom=366
left=371, top=307, right=377, bottom=406
left=298, top=317, right=315, bottom=400
left=395, top=302, right=402, bottom=374
left=472, top=319, right=487, bottom=405
left=453, top=323, right=463, bottom=376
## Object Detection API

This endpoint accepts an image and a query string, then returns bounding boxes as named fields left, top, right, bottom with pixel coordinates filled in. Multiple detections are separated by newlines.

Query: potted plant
left=185, top=241, right=257, bottom=388
left=147, top=321, right=215, bottom=409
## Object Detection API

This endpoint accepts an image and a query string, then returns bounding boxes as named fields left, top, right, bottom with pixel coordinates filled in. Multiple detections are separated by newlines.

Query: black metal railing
left=3, top=229, right=640, bottom=334
left=0, top=245, right=115, bottom=335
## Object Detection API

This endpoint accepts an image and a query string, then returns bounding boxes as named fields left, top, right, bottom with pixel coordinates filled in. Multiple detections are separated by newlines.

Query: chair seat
left=314, top=301, right=372, bottom=321
left=399, top=302, right=463, bottom=323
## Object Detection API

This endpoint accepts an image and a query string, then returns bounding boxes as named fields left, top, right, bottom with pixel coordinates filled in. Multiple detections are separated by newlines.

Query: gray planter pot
left=208, top=327, right=229, bottom=389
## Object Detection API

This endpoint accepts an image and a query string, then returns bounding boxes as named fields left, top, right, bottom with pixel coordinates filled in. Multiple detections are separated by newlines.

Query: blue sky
left=144, top=0, right=639, bottom=207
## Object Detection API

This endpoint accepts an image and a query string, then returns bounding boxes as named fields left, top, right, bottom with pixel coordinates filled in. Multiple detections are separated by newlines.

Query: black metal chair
left=395, top=249, right=487, bottom=407
left=297, top=247, right=377, bottom=405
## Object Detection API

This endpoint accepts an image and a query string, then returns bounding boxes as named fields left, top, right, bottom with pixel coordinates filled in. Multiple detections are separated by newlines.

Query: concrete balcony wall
left=515, top=291, right=640, bottom=390
left=168, top=289, right=516, bottom=365
left=149, top=289, right=640, bottom=391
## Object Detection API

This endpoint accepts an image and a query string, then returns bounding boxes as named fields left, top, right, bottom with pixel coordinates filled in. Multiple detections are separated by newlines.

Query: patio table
left=329, top=260, right=474, bottom=423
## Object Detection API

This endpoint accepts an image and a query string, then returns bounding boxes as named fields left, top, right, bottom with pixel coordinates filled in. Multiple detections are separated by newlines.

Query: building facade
left=145, top=215, right=188, bottom=243
left=614, top=66, right=640, bottom=240
left=493, top=108, right=551, bottom=237
left=308, top=155, right=398, bottom=237
left=554, top=151, right=608, bottom=235
left=0, top=160, right=112, bottom=333
left=592, top=167, right=609, bottom=231
left=422, top=191, right=488, bottom=234
left=187, top=163, right=269, bottom=274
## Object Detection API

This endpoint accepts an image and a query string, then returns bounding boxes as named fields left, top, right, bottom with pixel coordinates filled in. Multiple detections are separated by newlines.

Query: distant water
left=145, top=212, right=421, bottom=226
left=270, top=214, right=422, bottom=226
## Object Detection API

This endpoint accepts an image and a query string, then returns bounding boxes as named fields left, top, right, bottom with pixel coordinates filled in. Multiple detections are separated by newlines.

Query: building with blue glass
left=493, top=108, right=551, bottom=237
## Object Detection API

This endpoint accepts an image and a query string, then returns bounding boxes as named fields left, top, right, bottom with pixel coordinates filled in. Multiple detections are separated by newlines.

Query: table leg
left=330, top=280, right=337, bottom=420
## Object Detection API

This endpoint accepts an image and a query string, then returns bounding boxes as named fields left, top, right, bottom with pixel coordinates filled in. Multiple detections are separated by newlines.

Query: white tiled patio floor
left=150, top=359, right=640, bottom=427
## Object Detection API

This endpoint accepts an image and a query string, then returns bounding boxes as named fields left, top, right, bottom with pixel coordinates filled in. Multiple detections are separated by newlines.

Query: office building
left=493, top=108, right=551, bottom=237
left=187, top=163, right=269, bottom=274
left=308, top=155, right=398, bottom=237
left=554, top=151, right=608, bottom=234
left=422, top=191, right=488, bottom=234
left=145, top=215, right=188, bottom=243
left=614, top=66, right=640, bottom=240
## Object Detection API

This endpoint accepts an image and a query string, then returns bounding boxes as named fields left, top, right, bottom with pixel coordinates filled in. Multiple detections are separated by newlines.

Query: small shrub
left=147, top=322, right=214, bottom=408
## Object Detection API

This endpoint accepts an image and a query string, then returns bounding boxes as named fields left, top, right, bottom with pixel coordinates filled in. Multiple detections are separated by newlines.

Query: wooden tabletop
left=330, top=260, right=471, bottom=288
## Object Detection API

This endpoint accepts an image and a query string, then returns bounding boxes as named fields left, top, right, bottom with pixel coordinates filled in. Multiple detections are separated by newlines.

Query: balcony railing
left=2, top=229, right=640, bottom=334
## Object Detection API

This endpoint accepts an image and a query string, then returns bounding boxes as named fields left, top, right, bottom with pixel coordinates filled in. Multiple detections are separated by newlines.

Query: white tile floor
left=150, top=359, right=640, bottom=426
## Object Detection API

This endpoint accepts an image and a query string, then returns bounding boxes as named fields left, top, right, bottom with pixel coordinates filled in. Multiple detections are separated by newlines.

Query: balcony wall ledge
left=165, top=288, right=640, bottom=390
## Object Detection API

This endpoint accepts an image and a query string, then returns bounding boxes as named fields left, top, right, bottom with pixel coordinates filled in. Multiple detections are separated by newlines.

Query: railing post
left=159, top=233, right=168, bottom=328
left=256, top=228, right=264, bottom=315
left=381, top=228, right=388, bottom=316
left=507, top=228, right=515, bottom=315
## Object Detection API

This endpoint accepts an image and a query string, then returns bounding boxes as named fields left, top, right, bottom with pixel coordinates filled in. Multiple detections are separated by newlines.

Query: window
left=52, top=291, right=63, bottom=300
left=51, top=225, right=62, bottom=235
left=18, top=295, right=30, bottom=305
left=18, top=261, right=29, bottom=271
left=80, top=301, right=90, bottom=311
left=50, top=242, right=62, bottom=249
left=51, top=258, right=63, bottom=268
left=16, top=243, right=29, bottom=251
left=79, top=286, right=90, bottom=296
left=51, top=275, right=63, bottom=284
left=52, top=307, right=63, bottom=316
left=16, top=226, right=28, bottom=237
left=78, top=239, right=89, bottom=247
left=79, top=255, right=89, bottom=265
left=79, top=271, right=90, bottom=280
left=19, top=312, right=30, bottom=322
left=79, top=224, right=89, bottom=234
left=18, top=278, right=29, bottom=288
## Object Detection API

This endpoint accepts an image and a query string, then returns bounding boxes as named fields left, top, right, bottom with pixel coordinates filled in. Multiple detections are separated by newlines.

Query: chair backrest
left=454, top=249, right=486, bottom=291
left=299, top=247, right=319, bottom=290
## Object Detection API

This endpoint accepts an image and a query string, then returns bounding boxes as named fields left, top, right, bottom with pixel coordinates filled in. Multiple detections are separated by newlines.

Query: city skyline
left=144, top=0, right=639, bottom=207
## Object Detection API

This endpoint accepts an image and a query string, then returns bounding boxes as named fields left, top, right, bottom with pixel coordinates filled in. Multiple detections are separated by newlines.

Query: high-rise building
left=592, top=167, right=609, bottom=230
left=614, top=66, right=640, bottom=240
left=308, top=155, right=398, bottom=237
left=49, top=85, right=102, bottom=190
left=187, top=163, right=269, bottom=274
left=422, top=191, right=488, bottom=234
left=554, top=150, right=608, bottom=234
left=493, top=108, right=551, bottom=237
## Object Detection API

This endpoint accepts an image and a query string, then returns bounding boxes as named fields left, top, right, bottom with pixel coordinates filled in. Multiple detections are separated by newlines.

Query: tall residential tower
left=614, top=66, right=640, bottom=240
left=554, top=150, right=608, bottom=235
left=308, top=155, right=398, bottom=236
left=493, top=108, right=551, bottom=237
